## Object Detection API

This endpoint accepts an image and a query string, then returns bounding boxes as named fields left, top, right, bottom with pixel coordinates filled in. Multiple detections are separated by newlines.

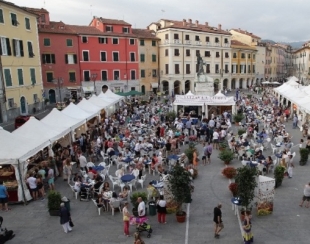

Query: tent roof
left=214, top=91, right=226, bottom=97
left=62, top=103, right=95, bottom=121
left=77, top=98, right=102, bottom=114
left=286, top=76, right=299, bottom=82
left=97, top=92, right=119, bottom=104
left=104, top=89, right=124, bottom=100
left=186, top=90, right=194, bottom=96
left=286, top=79, right=299, bottom=86
left=88, top=95, right=110, bottom=108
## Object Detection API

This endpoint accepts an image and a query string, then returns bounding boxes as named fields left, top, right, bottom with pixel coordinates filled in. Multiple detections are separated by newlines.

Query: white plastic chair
left=126, top=179, right=136, bottom=192
left=109, top=175, right=120, bottom=190
left=132, top=169, right=140, bottom=179
left=87, top=162, right=95, bottom=169
left=92, top=198, right=106, bottom=215
left=98, top=162, right=106, bottom=167
left=270, top=144, right=277, bottom=154
left=69, top=185, right=78, bottom=200
left=110, top=200, right=121, bottom=216
left=137, top=175, right=146, bottom=189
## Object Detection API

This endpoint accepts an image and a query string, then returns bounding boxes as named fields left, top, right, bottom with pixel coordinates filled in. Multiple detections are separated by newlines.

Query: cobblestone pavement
left=3, top=91, right=310, bottom=244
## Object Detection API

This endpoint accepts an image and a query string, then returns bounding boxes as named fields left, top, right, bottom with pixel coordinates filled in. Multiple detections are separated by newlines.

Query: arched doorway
left=162, top=80, right=169, bottom=95
left=223, top=79, right=228, bottom=89
left=185, top=80, right=190, bottom=94
left=231, top=79, right=236, bottom=89
left=20, top=96, right=27, bottom=114
left=141, top=85, right=145, bottom=94
left=102, top=85, right=108, bottom=93
left=174, top=80, right=181, bottom=95
left=239, top=78, right=243, bottom=89
left=48, top=89, right=56, bottom=103
left=214, top=79, right=219, bottom=93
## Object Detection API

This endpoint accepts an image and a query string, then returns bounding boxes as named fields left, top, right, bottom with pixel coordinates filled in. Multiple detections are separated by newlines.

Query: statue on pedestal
left=196, top=51, right=206, bottom=76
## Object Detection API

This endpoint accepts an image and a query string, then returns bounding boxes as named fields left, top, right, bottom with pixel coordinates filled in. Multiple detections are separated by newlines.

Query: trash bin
left=62, top=196, right=71, bottom=212
left=148, top=201, right=156, bottom=216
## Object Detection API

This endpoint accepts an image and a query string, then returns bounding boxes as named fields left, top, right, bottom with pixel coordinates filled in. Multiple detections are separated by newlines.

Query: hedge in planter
left=299, top=148, right=309, bottom=166
left=229, top=182, right=238, bottom=197
left=48, top=191, right=62, bottom=216
left=218, top=149, right=235, bottom=164
left=222, top=167, right=237, bottom=179
left=238, top=129, right=246, bottom=136
left=233, top=113, right=244, bottom=123
left=274, top=165, right=285, bottom=188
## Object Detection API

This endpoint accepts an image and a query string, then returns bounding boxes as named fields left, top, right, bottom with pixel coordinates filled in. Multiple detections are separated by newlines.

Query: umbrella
left=124, top=90, right=143, bottom=96
left=115, top=92, right=126, bottom=96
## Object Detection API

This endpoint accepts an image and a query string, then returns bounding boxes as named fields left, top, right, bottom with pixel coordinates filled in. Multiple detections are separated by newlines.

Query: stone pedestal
left=194, top=74, right=214, bottom=96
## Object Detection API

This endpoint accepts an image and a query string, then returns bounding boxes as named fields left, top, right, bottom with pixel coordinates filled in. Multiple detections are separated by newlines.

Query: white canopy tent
left=77, top=98, right=102, bottom=114
left=97, top=91, right=119, bottom=104
left=103, top=89, right=124, bottom=102
left=88, top=95, right=110, bottom=109
left=62, top=102, right=96, bottom=121
left=286, top=76, right=299, bottom=82
left=286, top=79, right=300, bottom=87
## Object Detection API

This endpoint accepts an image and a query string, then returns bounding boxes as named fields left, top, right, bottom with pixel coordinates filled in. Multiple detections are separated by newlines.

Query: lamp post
left=91, top=73, right=97, bottom=95
left=53, top=77, right=63, bottom=103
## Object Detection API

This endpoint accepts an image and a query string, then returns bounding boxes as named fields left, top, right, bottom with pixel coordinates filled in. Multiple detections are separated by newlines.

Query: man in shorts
left=47, top=164, right=55, bottom=191
left=300, top=182, right=310, bottom=207
left=213, top=129, right=220, bottom=150
left=0, top=181, right=9, bottom=211
left=205, top=142, right=213, bottom=164
left=213, top=203, right=223, bottom=238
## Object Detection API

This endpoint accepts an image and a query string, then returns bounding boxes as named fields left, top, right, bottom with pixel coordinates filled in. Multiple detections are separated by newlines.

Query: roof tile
left=132, top=29, right=160, bottom=40
left=98, top=17, right=131, bottom=26
left=231, top=29, right=260, bottom=39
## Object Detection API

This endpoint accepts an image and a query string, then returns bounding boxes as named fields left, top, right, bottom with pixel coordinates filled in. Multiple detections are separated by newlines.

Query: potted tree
left=219, top=140, right=229, bottom=151
left=218, top=149, right=234, bottom=164
left=44, top=98, right=50, bottom=105
left=233, top=113, right=244, bottom=125
left=184, top=142, right=196, bottom=164
left=238, top=129, right=246, bottom=136
left=222, top=167, right=237, bottom=179
left=166, top=111, right=177, bottom=122
left=299, top=148, right=309, bottom=166
left=274, top=165, right=285, bottom=188
left=228, top=182, right=238, bottom=197
left=168, top=164, right=192, bottom=223
left=235, top=166, right=257, bottom=213
left=48, top=191, right=62, bottom=216
left=130, top=192, right=148, bottom=217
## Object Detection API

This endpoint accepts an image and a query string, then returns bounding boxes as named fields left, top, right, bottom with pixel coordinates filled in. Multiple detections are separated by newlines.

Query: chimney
left=195, top=20, right=199, bottom=27
left=188, top=19, right=192, bottom=25
left=218, top=24, right=222, bottom=30
left=205, top=22, right=208, bottom=27
left=183, top=19, right=186, bottom=26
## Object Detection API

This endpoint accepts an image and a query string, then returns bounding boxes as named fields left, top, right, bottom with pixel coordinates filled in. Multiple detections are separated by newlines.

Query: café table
left=121, top=174, right=135, bottom=183
left=123, top=157, right=133, bottom=164
left=93, top=165, right=104, bottom=172
left=231, top=197, right=242, bottom=215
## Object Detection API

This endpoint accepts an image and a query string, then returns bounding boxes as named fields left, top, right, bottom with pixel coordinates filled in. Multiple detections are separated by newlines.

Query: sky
left=8, top=0, right=310, bottom=42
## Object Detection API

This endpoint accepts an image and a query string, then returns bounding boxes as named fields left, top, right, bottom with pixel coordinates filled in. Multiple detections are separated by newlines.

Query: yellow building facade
left=0, top=1, right=43, bottom=121
left=132, top=29, right=159, bottom=93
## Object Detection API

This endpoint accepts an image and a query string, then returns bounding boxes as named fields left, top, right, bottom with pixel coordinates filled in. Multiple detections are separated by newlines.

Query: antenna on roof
left=43, top=0, right=46, bottom=8
left=90, top=5, right=92, bottom=17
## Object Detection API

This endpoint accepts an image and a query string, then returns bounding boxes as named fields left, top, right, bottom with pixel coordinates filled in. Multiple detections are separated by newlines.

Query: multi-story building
left=230, top=40, right=257, bottom=89
left=132, top=29, right=160, bottom=94
left=292, top=42, right=310, bottom=85
left=26, top=8, right=81, bottom=103
left=255, top=43, right=266, bottom=84
left=148, top=19, right=231, bottom=94
left=0, top=1, right=43, bottom=121
left=0, top=55, right=6, bottom=123
left=269, top=45, right=278, bottom=81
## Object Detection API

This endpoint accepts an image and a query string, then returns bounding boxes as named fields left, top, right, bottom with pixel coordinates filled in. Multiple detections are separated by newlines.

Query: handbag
left=218, top=222, right=224, bottom=228
left=123, top=215, right=129, bottom=221
left=69, top=219, right=74, bottom=227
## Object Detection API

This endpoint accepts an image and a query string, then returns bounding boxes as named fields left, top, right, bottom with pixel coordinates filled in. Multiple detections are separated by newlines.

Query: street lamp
left=91, top=73, right=97, bottom=95
left=53, top=77, right=63, bottom=103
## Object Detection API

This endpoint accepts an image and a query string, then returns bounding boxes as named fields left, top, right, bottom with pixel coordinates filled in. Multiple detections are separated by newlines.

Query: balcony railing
left=195, top=41, right=202, bottom=45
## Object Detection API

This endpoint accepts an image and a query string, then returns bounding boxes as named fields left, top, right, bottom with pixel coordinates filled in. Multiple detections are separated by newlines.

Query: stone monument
left=194, top=51, right=214, bottom=96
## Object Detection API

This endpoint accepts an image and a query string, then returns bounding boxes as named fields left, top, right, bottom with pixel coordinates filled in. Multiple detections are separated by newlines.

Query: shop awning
left=82, top=86, right=94, bottom=92
left=151, top=83, right=159, bottom=88
left=67, top=86, right=79, bottom=90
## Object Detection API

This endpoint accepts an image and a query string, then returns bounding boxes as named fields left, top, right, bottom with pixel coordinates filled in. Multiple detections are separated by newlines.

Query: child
left=288, top=162, right=294, bottom=178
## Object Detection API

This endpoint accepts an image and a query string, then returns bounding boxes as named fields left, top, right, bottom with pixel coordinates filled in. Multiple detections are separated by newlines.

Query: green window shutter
left=141, top=70, right=145, bottom=78
left=0, top=9, right=4, bottom=23
left=44, top=38, right=50, bottom=46
left=30, top=68, right=36, bottom=85
left=66, top=39, right=73, bottom=46
left=69, top=72, right=76, bottom=82
left=4, top=69, right=12, bottom=86
left=152, top=54, right=156, bottom=62
left=152, top=40, right=156, bottom=46
left=140, top=54, right=145, bottom=62
left=46, top=72, right=53, bottom=82
left=140, top=40, right=144, bottom=46
left=17, top=69, right=24, bottom=85
left=25, top=18, right=30, bottom=30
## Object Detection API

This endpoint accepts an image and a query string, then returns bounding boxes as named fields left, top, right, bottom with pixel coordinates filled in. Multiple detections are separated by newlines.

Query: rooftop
left=97, top=17, right=131, bottom=26
left=0, top=0, right=39, bottom=16
left=39, top=21, right=76, bottom=34
left=132, top=29, right=160, bottom=40
left=22, top=7, right=49, bottom=13
left=231, top=40, right=256, bottom=50
left=66, top=25, right=105, bottom=35
left=230, top=28, right=260, bottom=39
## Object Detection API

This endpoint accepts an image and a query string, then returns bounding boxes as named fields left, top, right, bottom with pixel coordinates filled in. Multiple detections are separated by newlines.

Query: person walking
left=47, top=164, right=55, bottom=191
left=242, top=211, right=253, bottom=244
left=134, top=232, right=145, bottom=244
left=137, top=197, right=146, bottom=217
left=0, top=181, right=10, bottom=211
left=157, top=195, right=167, bottom=224
left=192, top=148, right=198, bottom=169
left=299, top=182, right=310, bottom=207
left=26, top=173, right=38, bottom=201
left=59, top=203, right=72, bottom=233
left=205, top=142, right=213, bottom=164
left=122, top=202, right=130, bottom=237
left=213, top=203, right=223, bottom=238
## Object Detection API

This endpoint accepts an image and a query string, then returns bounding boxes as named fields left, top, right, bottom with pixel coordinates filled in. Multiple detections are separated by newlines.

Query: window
left=186, top=49, right=190, bottom=57
left=66, top=39, right=73, bottom=46
left=42, top=54, right=56, bottom=64
left=106, top=26, right=113, bottom=32
left=186, top=64, right=190, bottom=74
left=165, top=49, right=168, bottom=56
left=113, top=70, right=120, bottom=80
left=98, top=37, right=107, bottom=44
left=17, top=68, right=23, bottom=85
left=12, top=39, right=23, bottom=56
left=84, top=70, right=90, bottom=81
left=174, top=34, right=179, bottom=40
left=248, top=65, right=251, bottom=73
left=196, top=50, right=200, bottom=56
left=81, top=36, right=88, bottom=43
left=165, top=64, right=169, bottom=74
left=241, top=53, right=245, bottom=59
left=140, top=54, right=145, bottom=62
left=123, top=27, right=129, bottom=33
left=69, top=72, right=76, bottom=82
left=195, top=36, right=200, bottom=41
left=174, top=49, right=179, bottom=56
left=10, top=13, right=18, bottom=26
left=43, top=38, right=50, bottom=46
left=225, top=52, right=229, bottom=58
left=215, top=37, right=219, bottom=43
left=216, top=52, right=220, bottom=58
left=130, top=52, right=135, bottom=61
left=165, top=34, right=168, bottom=40
left=253, top=54, right=256, bottom=60
left=152, top=54, right=156, bottom=62
left=215, top=64, right=219, bottom=73
left=152, top=40, right=156, bottom=46
left=0, top=37, right=11, bottom=56
left=248, top=53, right=251, bottom=59
left=40, top=14, right=46, bottom=23
left=224, top=38, right=228, bottom=44
left=8, top=98, right=14, bottom=108
left=0, top=9, right=3, bottom=23
left=25, top=18, right=30, bottom=30
left=100, top=51, right=107, bottom=61
left=233, top=53, right=237, bottom=58
left=253, top=65, right=255, bottom=73
left=65, top=54, right=77, bottom=64
left=225, top=64, right=229, bottom=73
left=33, top=94, right=38, bottom=103
left=185, top=35, right=189, bottom=41
left=206, top=64, right=210, bottom=73
left=204, top=51, right=210, bottom=57
left=152, top=69, right=157, bottom=77
left=141, top=69, right=145, bottom=78
left=82, top=51, right=89, bottom=61
left=175, top=64, right=180, bottom=74
left=113, top=52, right=119, bottom=61
left=4, top=69, right=12, bottom=86
left=101, top=71, right=107, bottom=81
left=206, top=36, right=210, bottom=42
left=130, top=39, right=135, bottom=45
left=112, top=38, right=119, bottom=44
left=27, top=41, right=34, bottom=57
left=46, top=72, right=53, bottom=82
left=30, top=68, right=36, bottom=85
left=131, top=70, right=136, bottom=80
left=140, top=40, right=145, bottom=46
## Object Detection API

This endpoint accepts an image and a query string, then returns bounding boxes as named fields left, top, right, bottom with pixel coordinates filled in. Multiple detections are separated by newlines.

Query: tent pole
left=18, top=160, right=27, bottom=205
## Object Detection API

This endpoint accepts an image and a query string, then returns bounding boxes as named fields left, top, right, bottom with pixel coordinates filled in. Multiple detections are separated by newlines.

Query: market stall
left=77, top=98, right=102, bottom=125
left=88, top=95, right=110, bottom=118
left=256, top=175, right=275, bottom=216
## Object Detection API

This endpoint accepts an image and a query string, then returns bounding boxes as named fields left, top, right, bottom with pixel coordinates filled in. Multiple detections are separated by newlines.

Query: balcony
left=195, top=41, right=202, bottom=45
left=185, top=40, right=191, bottom=44
left=214, top=42, right=220, bottom=47
left=164, top=39, right=169, bottom=44
left=173, top=39, right=181, bottom=44
left=205, top=42, right=210, bottom=46
left=223, top=43, right=230, bottom=47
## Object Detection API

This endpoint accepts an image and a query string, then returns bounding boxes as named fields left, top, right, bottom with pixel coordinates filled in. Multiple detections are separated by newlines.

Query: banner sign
left=174, top=95, right=235, bottom=104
